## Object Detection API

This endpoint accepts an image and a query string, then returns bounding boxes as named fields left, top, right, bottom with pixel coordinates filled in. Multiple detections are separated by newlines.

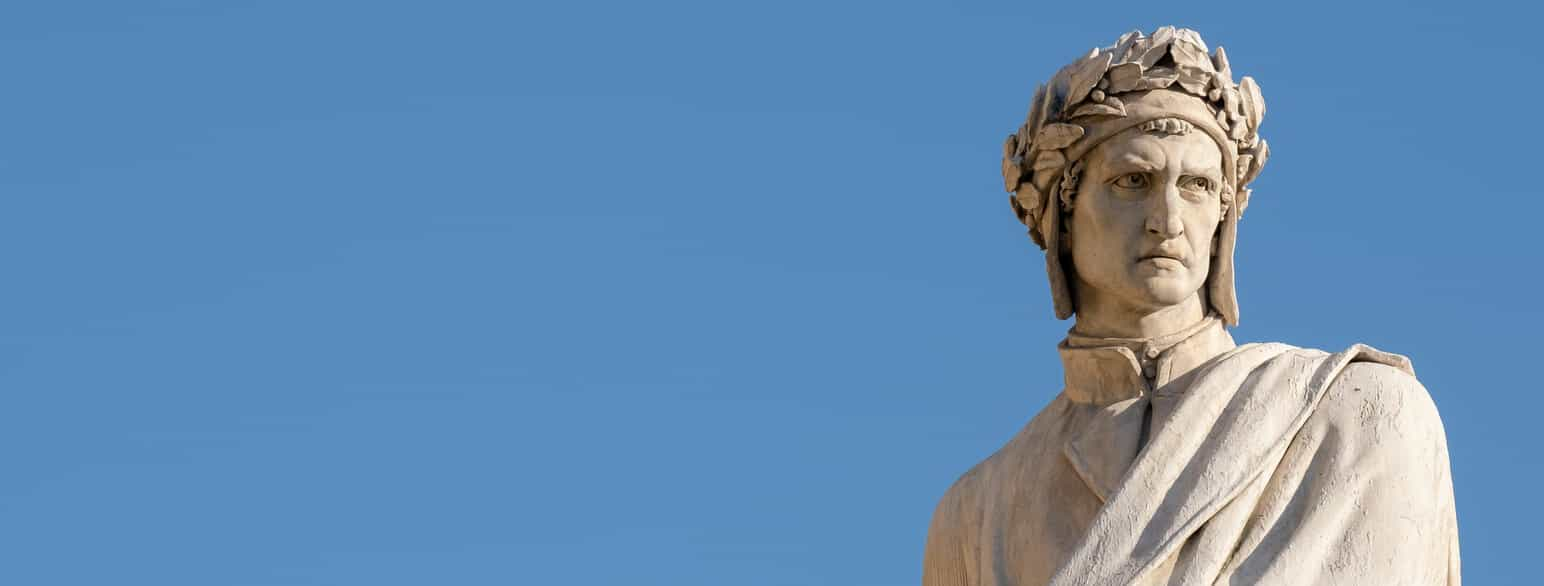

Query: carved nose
left=1146, top=188, right=1185, bottom=238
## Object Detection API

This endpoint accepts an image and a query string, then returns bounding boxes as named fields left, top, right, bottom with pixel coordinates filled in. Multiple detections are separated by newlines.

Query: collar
left=1057, top=314, right=1235, bottom=405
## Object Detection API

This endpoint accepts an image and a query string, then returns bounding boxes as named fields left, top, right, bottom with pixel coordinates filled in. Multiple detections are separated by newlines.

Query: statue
left=922, top=27, right=1460, bottom=585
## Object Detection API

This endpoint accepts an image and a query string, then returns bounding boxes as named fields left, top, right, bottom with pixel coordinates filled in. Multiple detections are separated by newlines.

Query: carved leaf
left=1239, top=76, right=1265, bottom=132
left=1222, top=87, right=1241, bottom=122
left=1169, top=39, right=1212, bottom=73
left=1176, top=28, right=1208, bottom=52
left=1014, top=182, right=1044, bottom=220
left=1235, top=154, right=1252, bottom=185
left=1246, top=140, right=1269, bottom=185
left=1138, top=26, right=1175, bottom=69
left=1047, top=67, right=1072, bottom=117
left=1065, top=51, right=1114, bottom=108
left=1068, top=101, right=1126, bottom=119
left=1025, top=84, right=1050, bottom=139
left=1009, top=194, right=1043, bottom=248
left=1212, top=46, right=1233, bottom=85
left=1027, top=227, right=1046, bottom=249
left=1002, top=133, right=1018, bottom=159
left=1236, top=188, right=1251, bottom=218
left=1026, top=212, right=1047, bottom=247
left=1138, top=44, right=1170, bottom=70
left=1003, top=155, right=1023, bottom=191
left=1032, top=149, right=1068, bottom=174
left=1175, top=64, right=1210, bottom=95
left=1112, top=30, right=1143, bottom=62
left=1228, top=116, right=1248, bottom=140
left=1106, top=62, right=1143, bottom=93
left=1034, top=123, right=1085, bottom=150
left=1121, top=36, right=1152, bottom=65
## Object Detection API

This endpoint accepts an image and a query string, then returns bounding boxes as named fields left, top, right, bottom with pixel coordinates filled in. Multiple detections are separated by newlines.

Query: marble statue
left=922, top=27, right=1460, bottom=585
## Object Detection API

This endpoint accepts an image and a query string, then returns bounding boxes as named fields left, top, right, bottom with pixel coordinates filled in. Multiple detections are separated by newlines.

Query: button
left=1145, top=347, right=1160, bottom=359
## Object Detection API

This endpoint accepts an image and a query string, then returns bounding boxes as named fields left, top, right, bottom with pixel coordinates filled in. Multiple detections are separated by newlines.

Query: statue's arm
left=1224, top=361, right=1461, bottom=585
left=921, top=471, right=977, bottom=586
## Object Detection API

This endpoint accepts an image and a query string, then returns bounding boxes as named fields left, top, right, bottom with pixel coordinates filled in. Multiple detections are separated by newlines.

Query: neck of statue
left=1070, top=288, right=1210, bottom=341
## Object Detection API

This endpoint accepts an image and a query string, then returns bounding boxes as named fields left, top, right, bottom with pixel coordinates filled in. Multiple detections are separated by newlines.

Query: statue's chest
left=974, top=432, right=1108, bottom=585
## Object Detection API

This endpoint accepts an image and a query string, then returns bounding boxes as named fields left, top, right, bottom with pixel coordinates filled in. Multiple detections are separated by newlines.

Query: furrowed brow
left=1110, top=153, right=1162, bottom=173
left=1179, top=161, right=1224, bottom=179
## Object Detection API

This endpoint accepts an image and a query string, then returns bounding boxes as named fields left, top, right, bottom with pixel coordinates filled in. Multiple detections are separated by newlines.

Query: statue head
left=1003, top=27, right=1268, bottom=326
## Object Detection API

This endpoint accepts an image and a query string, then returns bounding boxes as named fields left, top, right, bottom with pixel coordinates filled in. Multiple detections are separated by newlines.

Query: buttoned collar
left=1057, top=314, right=1236, bottom=406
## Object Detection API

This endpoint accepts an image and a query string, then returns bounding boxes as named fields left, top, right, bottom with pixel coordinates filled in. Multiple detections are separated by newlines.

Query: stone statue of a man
left=922, top=27, right=1460, bottom=585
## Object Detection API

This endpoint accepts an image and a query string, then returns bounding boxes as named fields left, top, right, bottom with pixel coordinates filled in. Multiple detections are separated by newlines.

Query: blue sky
left=2, top=1, right=1539, bottom=584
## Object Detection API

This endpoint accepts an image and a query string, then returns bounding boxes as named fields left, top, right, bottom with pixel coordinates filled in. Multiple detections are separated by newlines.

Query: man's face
left=1067, top=125, right=1224, bottom=312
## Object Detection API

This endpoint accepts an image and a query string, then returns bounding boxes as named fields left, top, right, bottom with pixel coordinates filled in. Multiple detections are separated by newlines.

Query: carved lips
left=1138, top=243, right=1188, bottom=269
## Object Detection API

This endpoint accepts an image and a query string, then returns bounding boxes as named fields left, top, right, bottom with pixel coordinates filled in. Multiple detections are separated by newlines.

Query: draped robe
left=921, top=317, right=1460, bottom=585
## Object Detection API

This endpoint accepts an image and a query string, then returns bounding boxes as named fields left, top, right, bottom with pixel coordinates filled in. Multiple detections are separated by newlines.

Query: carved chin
left=1139, top=276, right=1199, bottom=306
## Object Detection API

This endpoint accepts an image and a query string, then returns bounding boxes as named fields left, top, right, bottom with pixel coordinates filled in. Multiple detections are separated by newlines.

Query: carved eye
left=1182, top=176, right=1214, bottom=192
left=1113, top=173, right=1148, bottom=189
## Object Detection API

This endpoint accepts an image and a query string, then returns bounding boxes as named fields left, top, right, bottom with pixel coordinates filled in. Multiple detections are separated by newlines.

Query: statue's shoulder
left=931, top=430, right=1019, bottom=514
left=927, top=455, right=989, bottom=543
left=933, top=460, right=983, bottom=510
left=930, top=394, right=1071, bottom=522
left=1306, top=344, right=1447, bottom=445
left=1211, top=341, right=1443, bottom=446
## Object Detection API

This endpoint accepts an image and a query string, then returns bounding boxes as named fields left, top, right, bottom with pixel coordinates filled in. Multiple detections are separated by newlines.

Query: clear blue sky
left=2, top=1, right=1538, bottom=584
